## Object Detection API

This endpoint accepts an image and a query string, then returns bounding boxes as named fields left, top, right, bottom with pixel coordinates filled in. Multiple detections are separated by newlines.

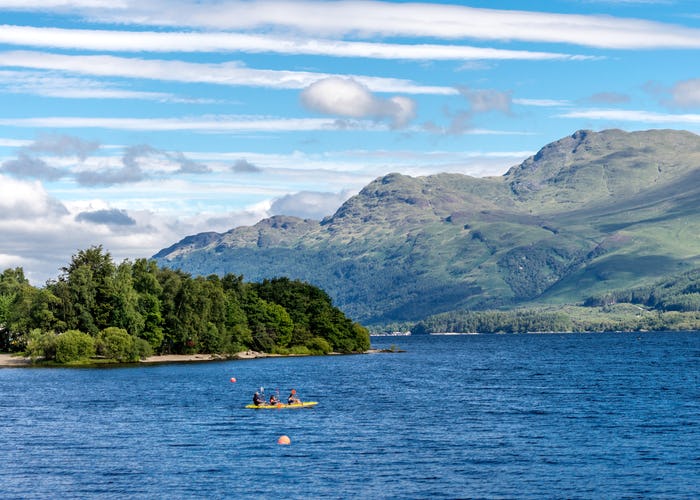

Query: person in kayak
left=287, top=389, right=302, bottom=405
left=253, top=391, right=265, bottom=406
left=269, top=394, right=279, bottom=405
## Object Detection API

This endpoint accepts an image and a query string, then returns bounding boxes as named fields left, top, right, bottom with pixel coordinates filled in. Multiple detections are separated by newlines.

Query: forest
left=0, top=246, right=370, bottom=364
left=408, top=269, right=700, bottom=335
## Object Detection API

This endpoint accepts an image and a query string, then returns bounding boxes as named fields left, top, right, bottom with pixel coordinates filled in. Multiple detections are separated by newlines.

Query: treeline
left=584, top=268, right=700, bottom=312
left=0, top=246, right=369, bottom=364
left=413, top=307, right=700, bottom=334
left=412, top=310, right=575, bottom=334
left=408, top=268, right=700, bottom=335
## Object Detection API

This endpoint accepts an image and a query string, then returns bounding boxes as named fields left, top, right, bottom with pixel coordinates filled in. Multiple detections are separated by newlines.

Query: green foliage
left=584, top=268, right=700, bottom=313
left=413, top=295, right=700, bottom=334
left=2, top=247, right=366, bottom=363
left=415, top=309, right=575, bottom=334
left=305, top=336, right=332, bottom=355
left=97, top=327, right=147, bottom=362
left=54, top=330, right=95, bottom=364
left=25, top=329, right=56, bottom=361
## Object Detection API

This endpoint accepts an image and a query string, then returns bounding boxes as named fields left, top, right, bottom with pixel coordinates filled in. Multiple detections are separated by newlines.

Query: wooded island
left=0, top=246, right=370, bottom=364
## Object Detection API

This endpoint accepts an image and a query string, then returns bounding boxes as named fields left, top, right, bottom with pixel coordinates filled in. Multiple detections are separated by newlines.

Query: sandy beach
left=0, top=353, right=32, bottom=367
left=0, top=348, right=388, bottom=368
left=0, top=350, right=269, bottom=367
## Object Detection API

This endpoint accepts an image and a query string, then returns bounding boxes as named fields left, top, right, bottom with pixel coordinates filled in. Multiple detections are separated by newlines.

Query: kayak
left=245, top=401, right=318, bottom=409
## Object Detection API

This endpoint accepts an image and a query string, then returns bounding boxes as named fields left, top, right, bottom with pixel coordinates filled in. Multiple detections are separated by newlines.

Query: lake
left=1, top=331, right=699, bottom=499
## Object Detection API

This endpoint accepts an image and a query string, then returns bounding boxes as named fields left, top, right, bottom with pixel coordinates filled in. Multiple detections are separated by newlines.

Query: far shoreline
left=0, top=349, right=392, bottom=368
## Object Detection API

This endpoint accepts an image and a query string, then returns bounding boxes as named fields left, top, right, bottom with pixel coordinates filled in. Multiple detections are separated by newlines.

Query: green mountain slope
left=154, top=129, right=700, bottom=325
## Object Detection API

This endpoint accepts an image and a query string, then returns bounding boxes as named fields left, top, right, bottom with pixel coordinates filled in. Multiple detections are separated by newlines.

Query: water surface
left=2, top=332, right=699, bottom=498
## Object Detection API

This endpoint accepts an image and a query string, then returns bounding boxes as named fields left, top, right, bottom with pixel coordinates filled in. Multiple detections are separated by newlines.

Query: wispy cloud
left=1, top=152, right=65, bottom=181
left=75, top=144, right=210, bottom=186
left=232, top=159, right=262, bottom=173
left=270, top=190, right=355, bottom=220
left=586, top=92, right=631, bottom=104
left=0, top=24, right=587, bottom=61
left=459, top=87, right=513, bottom=114
left=557, top=108, right=700, bottom=124
left=3, top=1, right=699, bottom=49
left=0, top=70, right=204, bottom=102
left=0, top=51, right=456, bottom=95
left=668, top=79, right=700, bottom=109
left=0, top=115, right=385, bottom=133
left=513, top=98, right=571, bottom=107
left=25, top=132, right=99, bottom=160
left=442, top=87, right=515, bottom=134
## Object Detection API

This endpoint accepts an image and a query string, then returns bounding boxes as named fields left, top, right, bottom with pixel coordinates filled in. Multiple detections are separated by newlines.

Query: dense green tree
left=131, top=258, right=165, bottom=348
left=58, top=246, right=117, bottom=332
left=111, top=261, right=144, bottom=335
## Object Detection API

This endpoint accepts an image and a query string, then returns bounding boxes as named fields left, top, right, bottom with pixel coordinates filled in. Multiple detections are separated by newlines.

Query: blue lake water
left=1, top=331, right=699, bottom=499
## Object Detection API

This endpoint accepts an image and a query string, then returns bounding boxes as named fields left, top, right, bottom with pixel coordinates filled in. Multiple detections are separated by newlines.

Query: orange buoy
left=230, top=377, right=237, bottom=383
left=277, top=435, right=291, bottom=445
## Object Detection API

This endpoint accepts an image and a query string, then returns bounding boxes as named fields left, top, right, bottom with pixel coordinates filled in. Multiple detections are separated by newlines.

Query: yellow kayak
left=245, top=401, right=318, bottom=409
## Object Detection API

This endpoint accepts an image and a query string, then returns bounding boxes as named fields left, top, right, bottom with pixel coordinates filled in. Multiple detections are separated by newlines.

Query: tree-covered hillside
left=0, top=246, right=369, bottom=364
left=412, top=267, right=700, bottom=334
left=154, top=129, right=700, bottom=326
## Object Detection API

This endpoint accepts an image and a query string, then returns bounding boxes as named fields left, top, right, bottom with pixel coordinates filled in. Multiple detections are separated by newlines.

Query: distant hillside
left=154, top=129, right=700, bottom=325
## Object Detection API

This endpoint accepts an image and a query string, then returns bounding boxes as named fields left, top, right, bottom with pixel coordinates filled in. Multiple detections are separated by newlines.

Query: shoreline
left=0, top=351, right=279, bottom=367
left=0, top=349, right=391, bottom=368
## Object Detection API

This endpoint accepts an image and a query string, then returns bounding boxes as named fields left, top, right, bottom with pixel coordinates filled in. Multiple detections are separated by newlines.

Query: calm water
left=1, top=332, right=699, bottom=499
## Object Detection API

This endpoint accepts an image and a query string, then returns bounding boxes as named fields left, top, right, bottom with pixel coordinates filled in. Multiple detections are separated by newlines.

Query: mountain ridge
left=154, top=129, right=700, bottom=325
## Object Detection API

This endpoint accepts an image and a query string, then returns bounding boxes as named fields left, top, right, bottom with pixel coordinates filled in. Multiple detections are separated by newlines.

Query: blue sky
left=2, top=0, right=700, bottom=283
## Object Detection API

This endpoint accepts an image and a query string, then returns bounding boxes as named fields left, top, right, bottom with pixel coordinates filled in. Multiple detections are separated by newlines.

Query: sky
left=2, top=0, right=700, bottom=284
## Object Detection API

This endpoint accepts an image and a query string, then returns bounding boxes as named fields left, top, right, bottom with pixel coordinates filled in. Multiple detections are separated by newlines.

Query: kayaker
left=253, top=391, right=265, bottom=406
left=287, top=389, right=302, bottom=405
left=269, top=394, right=279, bottom=405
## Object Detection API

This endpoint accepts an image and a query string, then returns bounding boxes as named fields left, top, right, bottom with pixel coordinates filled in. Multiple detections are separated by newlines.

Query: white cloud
left=0, top=174, right=67, bottom=218
left=557, top=108, right=700, bottom=124
left=0, top=51, right=456, bottom=95
left=0, top=25, right=588, bottom=61
left=514, top=98, right=571, bottom=107
left=3, top=1, right=699, bottom=49
left=0, top=70, right=207, bottom=102
left=300, top=77, right=416, bottom=128
left=0, top=175, right=266, bottom=284
left=0, top=115, right=389, bottom=133
left=0, top=138, right=32, bottom=148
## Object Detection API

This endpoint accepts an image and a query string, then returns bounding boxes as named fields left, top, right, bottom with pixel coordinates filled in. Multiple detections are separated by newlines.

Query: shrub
left=305, top=337, right=332, bottom=355
left=97, top=327, right=138, bottom=362
left=288, top=345, right=311, bottom=355
left=25, top=329, right=57, bottom=361
left=54, top=329, right=95, bottom=363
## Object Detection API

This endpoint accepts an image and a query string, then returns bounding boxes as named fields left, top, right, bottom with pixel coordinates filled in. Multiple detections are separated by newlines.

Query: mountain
left=154, top=129, right=700, bottom=325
